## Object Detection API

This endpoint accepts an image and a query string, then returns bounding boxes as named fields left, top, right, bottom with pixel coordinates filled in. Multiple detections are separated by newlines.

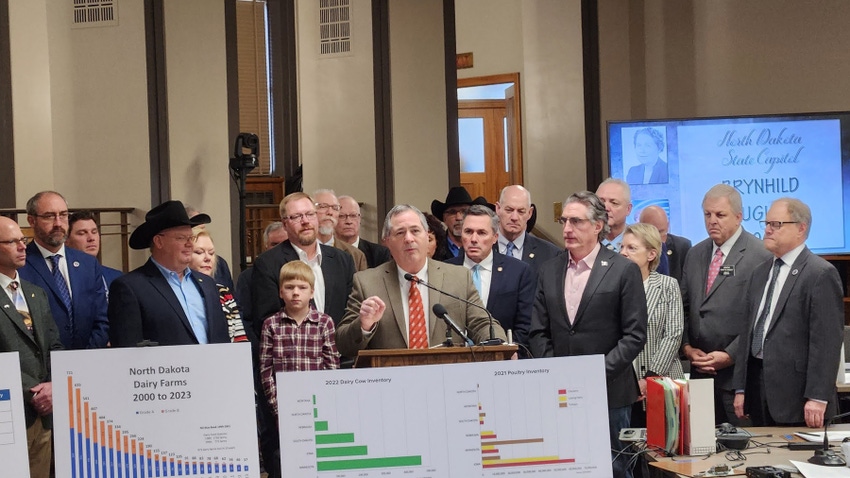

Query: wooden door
left=458, top=100, right=509, bottom=202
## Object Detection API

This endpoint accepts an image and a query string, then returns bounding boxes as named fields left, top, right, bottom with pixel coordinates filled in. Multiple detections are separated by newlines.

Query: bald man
left=639, top=206, right=691, bottom=283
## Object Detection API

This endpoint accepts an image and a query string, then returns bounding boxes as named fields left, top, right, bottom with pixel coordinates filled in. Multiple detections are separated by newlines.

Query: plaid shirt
left=260, top=307, right=340, bottom=416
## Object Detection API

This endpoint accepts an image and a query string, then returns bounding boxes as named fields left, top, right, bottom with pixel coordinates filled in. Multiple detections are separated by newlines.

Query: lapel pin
left=497, top=266, right=503, bottom=272
left=73, top=261, right=80, bottom=268
left=529, top=253, right=535, bottom=259
left=667, top=249, right=673, bottom=256
left=601, top=260, right=608, bottom=267
left=791, top=269, right=798, bottom=276
left=3, top=304, right=8, bottom=309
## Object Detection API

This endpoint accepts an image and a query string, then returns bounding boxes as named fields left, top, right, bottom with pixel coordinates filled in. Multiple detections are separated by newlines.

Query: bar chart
left=52, top=344, right=260, bottom=478
left=65, top=374, right=252, bottom=478
left=0, top=352, right=30, bottom=477
left=280, top=355, right=612, bottom=477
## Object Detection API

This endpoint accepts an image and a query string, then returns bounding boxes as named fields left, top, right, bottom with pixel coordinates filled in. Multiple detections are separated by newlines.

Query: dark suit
left=107, top=259, right=230, bottom=346
left=250, top=240, right=355, bottom=335
left=102, top=265, right=123, bottom=288
left=335, top=259, right=507, bottom=357
left=665, top=233, right=691, bottom=283
left=19, top=242, right=109, bottom=349
left=214, top=255, right=235, bottom=291
left=0, top=279, right=63, bottom=428
left=733, top=247, right=843, bottom=424
left=681, top=228, right=771, bottom=424
left=357, top=238, right=392, bottom=268
left=503, top=232, right=562, bottom=277
left=529, top=246, right=647, bottom=409
left=626, top=158, right=668, bottom=185
left=447, top=251, right=535, bottom=348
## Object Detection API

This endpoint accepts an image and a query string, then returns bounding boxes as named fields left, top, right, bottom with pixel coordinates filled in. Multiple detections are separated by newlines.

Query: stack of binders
left=645, top=378, right=715, bottom=456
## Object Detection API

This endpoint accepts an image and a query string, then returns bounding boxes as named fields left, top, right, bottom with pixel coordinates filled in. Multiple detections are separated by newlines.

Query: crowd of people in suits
left=0, top=180, right=843, bottom=478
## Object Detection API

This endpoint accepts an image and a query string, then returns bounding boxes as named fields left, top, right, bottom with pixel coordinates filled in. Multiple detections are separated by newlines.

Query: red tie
left=408, top=284, right=427, bottom=349
left=706, top=248, right=724, bottom=294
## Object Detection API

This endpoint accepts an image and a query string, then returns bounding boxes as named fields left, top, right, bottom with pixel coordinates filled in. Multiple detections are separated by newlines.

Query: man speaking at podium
left=335, top=205, right=506, bottom=356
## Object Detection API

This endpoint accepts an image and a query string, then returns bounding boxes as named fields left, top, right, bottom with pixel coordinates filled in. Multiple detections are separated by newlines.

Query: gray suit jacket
left=680, top=228, right=772, bottom=390
left=0, top=279, right=63, bottom=428
left=519, top=233, right=563, bottom=276
left=529, top=246, right=648, bottom=409
left=733, top=248, right=843, bottom=423
left=335, top=259, right=507, bottom=357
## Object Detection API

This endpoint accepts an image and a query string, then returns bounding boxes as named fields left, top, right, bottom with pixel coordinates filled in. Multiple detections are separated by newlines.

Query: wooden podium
left=354, top=344, right=518, bottom=368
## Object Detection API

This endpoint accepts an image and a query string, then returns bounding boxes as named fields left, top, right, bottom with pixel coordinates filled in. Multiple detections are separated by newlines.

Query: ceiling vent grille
left=319, top=0, right=351, bottom=57
left=73, top=0, right=118, bottom=28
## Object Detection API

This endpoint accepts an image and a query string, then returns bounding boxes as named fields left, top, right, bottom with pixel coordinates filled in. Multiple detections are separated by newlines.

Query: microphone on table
left=808, top=410, right=850, bottom=466
left=432, top=304, right=474, bottom=346
left=403, top=273, right=503, bottom=346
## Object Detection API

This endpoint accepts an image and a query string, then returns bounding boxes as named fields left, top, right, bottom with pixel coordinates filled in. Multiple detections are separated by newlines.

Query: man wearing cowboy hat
left=107, top=200, right=230, bottom=347
left=430, top=186, right=488, bottom=261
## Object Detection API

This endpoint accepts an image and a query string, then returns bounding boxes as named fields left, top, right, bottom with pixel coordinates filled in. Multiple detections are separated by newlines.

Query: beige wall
left=9, top=0, right=55, bottom=203
left=295, top=0, right=381, bottom=241
left=388, top=0, right=449, bottom=214
left=164, top=0, right=233, bottom=268
left=455, top=0, right=524, bottom=81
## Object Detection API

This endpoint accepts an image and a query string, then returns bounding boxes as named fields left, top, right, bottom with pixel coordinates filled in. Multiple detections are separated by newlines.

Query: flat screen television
left=607, top=112, right=850, bottom=254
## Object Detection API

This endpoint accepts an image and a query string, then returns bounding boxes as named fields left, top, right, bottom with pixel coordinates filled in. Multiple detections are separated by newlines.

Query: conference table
left=647, top=425, right=850, bottom=477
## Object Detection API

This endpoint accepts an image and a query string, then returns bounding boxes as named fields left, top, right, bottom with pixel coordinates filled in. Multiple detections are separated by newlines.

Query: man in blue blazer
left=447, top=205, right=534, bottom=351
left=108, top=200, right=230, bottom=347
left=495, top=185, right=562, bottom=276
left=18, top=191, right=109, bottom=349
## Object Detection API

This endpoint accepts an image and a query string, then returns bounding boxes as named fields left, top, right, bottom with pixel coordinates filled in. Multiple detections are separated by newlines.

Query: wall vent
left=319, top=0, right=351, bottom=57
left=73, top=0, right=118, bottom=28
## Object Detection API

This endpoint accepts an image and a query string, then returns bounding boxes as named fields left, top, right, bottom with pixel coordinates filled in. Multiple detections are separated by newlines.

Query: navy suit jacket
left=250, top=240, right=355, bottom=336
left=19, top=242, right=109, bottom=349
left=517, top=233, right=563, bottom=277
left=447, top=251, right=535, bottom=348
left=107, top=259, right=230, bottom=347
left=665, top=233, right=692, bottom=283
left=357, top=238, right=392, bottom=269
left=529, top=246, right=648, bottom=409
left=0, top=279, right=63, bottom=428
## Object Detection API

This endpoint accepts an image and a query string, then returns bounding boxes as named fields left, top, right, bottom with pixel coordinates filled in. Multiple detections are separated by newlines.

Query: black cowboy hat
left=129, top=200, right=211, bottom=250
left=430, top=186, right=489, bottom=218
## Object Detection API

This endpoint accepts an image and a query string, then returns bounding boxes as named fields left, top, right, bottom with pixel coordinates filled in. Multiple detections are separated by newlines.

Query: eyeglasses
left=557, top=216, right=591, bottom=227
left=285, top=211, right=318, bottom=222
left=157, top=233, right=194, bottom=243
left=0, top=237, right=30, bottom=246
left=761, top=220, right=800, bottom=230
left=339, top=213, right=361, bottom=220
left=314, top=203, right=341, bottom=212
left=33, top=211, right=70, bottom=221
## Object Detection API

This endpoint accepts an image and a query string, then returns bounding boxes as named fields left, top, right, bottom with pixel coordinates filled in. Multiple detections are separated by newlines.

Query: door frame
left=457, top=72, right=523, bottom=186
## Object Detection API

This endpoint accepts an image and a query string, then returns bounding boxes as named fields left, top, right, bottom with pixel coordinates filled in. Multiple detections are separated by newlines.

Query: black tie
left=751, top=259, right=783, bottom=357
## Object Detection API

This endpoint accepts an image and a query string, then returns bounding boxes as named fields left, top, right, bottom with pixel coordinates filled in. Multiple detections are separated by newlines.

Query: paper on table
left=792, top=460, right=850, bottom=477
left=795, top=431, right=850, bottom=442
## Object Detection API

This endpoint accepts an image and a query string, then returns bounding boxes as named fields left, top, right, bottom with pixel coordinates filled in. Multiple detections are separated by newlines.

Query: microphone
left=808, top=410, right=850, bottom=466
left=404, top=273, right=503, bottom=346
left=432, top=304, right=474, bottom=346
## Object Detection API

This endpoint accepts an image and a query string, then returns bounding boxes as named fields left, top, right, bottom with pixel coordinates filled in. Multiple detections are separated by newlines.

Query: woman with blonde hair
left=620, top=223, right=684, bottom=427
left=190, top=228, right=248, bottom=343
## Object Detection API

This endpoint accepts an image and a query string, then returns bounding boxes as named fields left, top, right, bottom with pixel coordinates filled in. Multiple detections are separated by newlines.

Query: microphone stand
left=808, top=410, right=850, bottom=466
left=404, top=273, right=504, bottom=346
left=432, top=304, right=474, bottom=346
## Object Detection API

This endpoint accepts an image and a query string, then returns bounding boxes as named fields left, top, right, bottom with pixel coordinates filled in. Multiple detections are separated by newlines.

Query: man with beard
left=430, top=187, right=487, bottom=260
left=312, top=189, right=368, bottom=272
left=18, top=191, right=109, bottom=349
left=250, top=192, right=356, bottom=333
left=107, top=200, right=230, bottom=347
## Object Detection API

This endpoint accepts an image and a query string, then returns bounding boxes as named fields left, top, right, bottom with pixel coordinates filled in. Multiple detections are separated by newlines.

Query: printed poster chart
left=52, top=343, right=259, bottom=478
left=278, top=354, right=611, bottom=478
left=0, top=352, right=30, bottom=477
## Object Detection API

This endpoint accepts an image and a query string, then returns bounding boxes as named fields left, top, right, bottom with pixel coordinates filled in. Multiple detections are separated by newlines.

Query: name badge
left=719, top=265, right=735, bottom=277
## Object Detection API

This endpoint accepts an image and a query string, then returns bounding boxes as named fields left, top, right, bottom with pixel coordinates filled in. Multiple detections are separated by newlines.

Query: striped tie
left=50, top=254, right=74, bottom=330
left=408, top=283, right=427, bottom=349
left=8, top=282, right=33, bottom=332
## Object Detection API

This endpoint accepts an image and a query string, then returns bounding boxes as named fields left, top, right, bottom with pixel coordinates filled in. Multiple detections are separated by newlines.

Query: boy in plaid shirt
left=260, top=261, right=340, bottom=418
